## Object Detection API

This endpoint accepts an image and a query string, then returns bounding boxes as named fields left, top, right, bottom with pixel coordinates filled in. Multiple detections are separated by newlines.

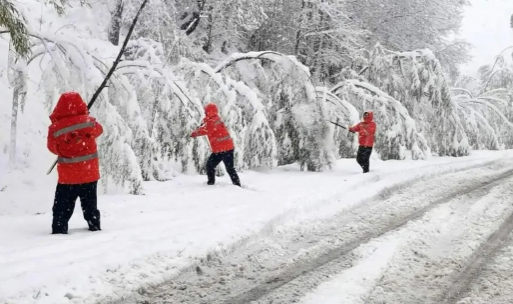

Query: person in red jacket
left=191, top=103, right=241, bottom=186
left=47, top=91, right=104, bottom=234
left=349, top=111, right=376, bottom=173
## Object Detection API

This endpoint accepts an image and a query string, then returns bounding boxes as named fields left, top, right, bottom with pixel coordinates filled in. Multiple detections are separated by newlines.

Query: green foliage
left=46, top=0, right=90, bottom=15
left=0, top=0, right=30, bottom=57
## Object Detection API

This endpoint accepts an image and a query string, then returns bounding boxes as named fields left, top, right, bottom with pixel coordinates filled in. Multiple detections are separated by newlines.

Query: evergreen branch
left=215, top=51, right=281, bottom=73
left=0, top=0, right=30, bottom=57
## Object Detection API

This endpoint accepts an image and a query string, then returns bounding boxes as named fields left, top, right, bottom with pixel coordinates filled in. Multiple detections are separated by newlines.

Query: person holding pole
left=190, top=103, right=241, bottom=187
left=348, top=111, right=376, bottom=173
left=47, top=92, right=103, bottom=234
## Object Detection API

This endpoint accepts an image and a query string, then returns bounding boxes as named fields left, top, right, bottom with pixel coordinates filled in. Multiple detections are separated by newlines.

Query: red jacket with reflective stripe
left=191, top=103, right=234, bottom=153
left=349, top=111, right=376, bottom=147
left=47, top=92, right=103, bottom=184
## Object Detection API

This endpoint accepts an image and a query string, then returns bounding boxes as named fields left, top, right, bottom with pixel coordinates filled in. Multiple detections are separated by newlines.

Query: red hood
left=363, top=111, right=374, bottom=123
left=204, top=103, right=219, bottom=119
left=50, top=92, right=88, bottom=123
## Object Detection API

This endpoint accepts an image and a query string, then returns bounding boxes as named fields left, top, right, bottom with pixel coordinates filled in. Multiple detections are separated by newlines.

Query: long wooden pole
left=47, top=0, right=149, bottom=175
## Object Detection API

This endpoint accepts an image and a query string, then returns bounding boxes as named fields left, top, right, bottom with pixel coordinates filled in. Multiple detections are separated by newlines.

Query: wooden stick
left=47, top=0, right=149, bottom=175
left=328, top=120, right=347, bottom=129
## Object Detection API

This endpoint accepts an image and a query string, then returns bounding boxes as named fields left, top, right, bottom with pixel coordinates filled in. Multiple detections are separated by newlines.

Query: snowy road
left=4, top=152, right=513, bottom=304
left=112, top=160, right=513, bottom=304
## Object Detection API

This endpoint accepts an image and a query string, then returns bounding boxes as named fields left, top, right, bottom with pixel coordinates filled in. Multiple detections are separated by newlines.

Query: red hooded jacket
left=191, top=103, right=234, bottom=153
left=47, top=92, right=103, bottom=184
left=349, top=111, right=376, bottom=147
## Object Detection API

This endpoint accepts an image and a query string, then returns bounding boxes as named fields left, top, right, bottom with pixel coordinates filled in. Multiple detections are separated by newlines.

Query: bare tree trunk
left=108, top=0, right=124, bottom=45
left=8, top=44, right=26, bottom=168
left=9, top=87, right=19, bottom=166
left=294, top=0, right=306, bottom=55
left=203, top=6, right=214, bottom=53
left=181, top=0, right=208, bottom=36
left=141, top=84, right=161, bottom=181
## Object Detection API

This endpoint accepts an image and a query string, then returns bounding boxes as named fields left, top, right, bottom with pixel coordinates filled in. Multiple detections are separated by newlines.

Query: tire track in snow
left=441, top=209, right=513, bottom=303
left=109, top=162, right=513, bottom=304
left=237, top=168, right=513, bottom=304
left=453, top=231, right=513, bottom=304
left=362, top=173, right=513, bottom=304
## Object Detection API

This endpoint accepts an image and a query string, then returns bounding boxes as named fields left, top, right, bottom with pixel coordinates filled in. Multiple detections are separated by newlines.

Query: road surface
left=109, top=159, right=513, bottom=304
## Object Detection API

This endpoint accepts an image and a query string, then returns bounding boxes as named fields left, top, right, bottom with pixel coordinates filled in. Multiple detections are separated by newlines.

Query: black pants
left=206, top=150, right=241, bottom=186
left=52, top=181, right=101, bottom=234
left=356, top=146, right=373, bottom=173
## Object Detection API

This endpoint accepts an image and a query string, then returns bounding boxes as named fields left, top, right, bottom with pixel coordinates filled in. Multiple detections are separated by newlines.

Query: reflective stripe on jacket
left=349, top=111, right=376, bottom=147
left=47, top=92, right=103, bottom=184
left=191, top=103, right=235, bottom=153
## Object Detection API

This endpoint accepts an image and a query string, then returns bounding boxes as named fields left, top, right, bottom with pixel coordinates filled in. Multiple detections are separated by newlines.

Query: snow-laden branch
left=215, top=51, right=312, bottom=79
left=450, top=88, right=473, bottom=98
left=347, top=79, right=418, bottom=130
left=316, top=86, right=359, bottom=124
left=461, top=98, right=513, bottom=129
left=483, top=46, right=513, bottom=91
left=458, top=105, right=500, bottom=149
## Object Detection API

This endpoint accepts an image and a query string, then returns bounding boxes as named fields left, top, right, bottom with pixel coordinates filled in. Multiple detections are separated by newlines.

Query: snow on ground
left=0, top=150, right=512, bottom=304
left=122, top=155, right=513, bottom=304
left=459, top=236, right=513, bottom=303
left=295, top=157, right=513, bottom=304
left=298, top=238, right=402, bottom=304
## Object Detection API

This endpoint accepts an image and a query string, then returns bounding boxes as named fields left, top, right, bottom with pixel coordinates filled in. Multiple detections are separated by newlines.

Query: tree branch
left=47, top=0, right=149, bottom=175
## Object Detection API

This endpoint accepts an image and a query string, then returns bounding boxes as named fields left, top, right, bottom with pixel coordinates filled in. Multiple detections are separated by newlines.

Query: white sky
left=460, top=0, right=513, bottom=75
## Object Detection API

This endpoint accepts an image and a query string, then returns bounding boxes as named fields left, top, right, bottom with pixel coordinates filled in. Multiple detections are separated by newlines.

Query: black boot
left=52, top=184, right=77, bottom=235
left=52, top=230, right=68, bottom=235
left=79, top=182, right=101, bottom=232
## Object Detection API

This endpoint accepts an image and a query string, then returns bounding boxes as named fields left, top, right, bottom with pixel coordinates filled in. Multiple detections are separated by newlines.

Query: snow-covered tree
left=5, top=0, right=511, bottom=197
left=7, top=43, right=27, bottom=166
left=358, top=45, right=469, bottom=157
left=462, top=48, right=513, bottom=149
left=316, top=86, right=359, bottom=158
left=108, top=0, right=124, bottom=45
left=346, top=0, right=470, bottom=77
left=215, top=51, right=334, bottom=171
left=331, top=78, right=430, bottom=160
